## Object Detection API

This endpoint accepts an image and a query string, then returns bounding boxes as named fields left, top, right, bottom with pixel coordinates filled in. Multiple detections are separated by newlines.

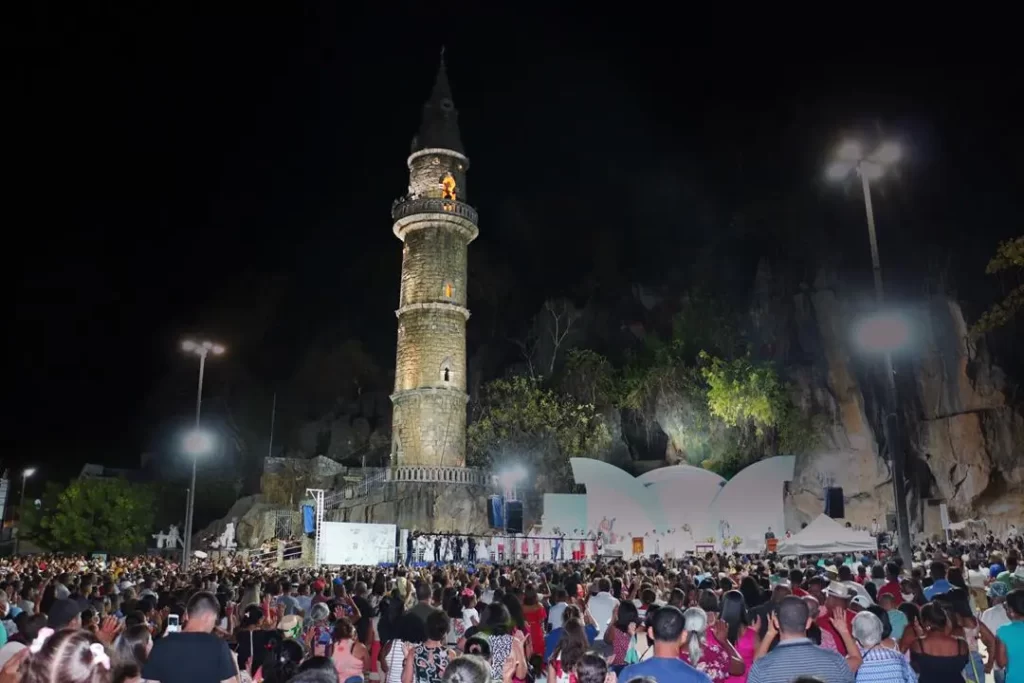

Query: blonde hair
left=22, top=629, right=112, bottom=683
left=682, top=607, right=708, bottom=665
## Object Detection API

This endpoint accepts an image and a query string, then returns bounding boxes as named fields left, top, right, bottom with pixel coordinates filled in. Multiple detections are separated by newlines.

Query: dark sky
left=10, top=7, right=1022, bottom=483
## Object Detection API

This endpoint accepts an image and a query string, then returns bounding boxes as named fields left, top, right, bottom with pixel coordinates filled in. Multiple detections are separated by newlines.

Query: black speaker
left=506, top=501, right=524, bottom=534
left=824, top=487, right=845, bottom=518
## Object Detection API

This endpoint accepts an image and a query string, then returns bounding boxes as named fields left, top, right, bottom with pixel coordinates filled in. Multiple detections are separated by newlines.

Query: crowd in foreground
left=0, top=534, right=1021, bottom=683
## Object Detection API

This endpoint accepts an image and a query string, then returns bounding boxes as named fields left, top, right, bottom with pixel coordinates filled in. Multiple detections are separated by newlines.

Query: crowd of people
left=0, top=534, right=1021, bottom=683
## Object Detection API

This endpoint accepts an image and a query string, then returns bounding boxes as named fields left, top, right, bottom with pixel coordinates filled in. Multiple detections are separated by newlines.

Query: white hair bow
left=29, top=627, right=54, bottom=653
left=89, top=643, right=111, bottom=670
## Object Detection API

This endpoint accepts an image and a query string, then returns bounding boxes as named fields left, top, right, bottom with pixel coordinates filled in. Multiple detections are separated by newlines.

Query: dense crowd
left=0, top=534, right=1021, bottom=683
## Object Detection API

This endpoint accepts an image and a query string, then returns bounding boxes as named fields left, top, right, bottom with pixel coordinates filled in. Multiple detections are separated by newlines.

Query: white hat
left=825, top=583, right=854, bottom=600
left=851, top=594, right=873, bottom=609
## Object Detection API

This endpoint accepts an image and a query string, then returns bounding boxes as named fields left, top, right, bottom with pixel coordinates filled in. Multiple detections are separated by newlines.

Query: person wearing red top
left=875, top=561, right=904, bottom=606
left=787, top=569, right=808, bottom=597
left=817, top=583, right=857, bottom=655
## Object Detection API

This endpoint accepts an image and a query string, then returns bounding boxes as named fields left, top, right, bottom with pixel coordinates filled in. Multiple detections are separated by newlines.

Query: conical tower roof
left=411, top=49, right=465, bottom=155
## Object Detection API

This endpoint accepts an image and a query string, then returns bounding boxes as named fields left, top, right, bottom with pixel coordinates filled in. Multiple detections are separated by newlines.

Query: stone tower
left=390, top=57, right=478, bottom=468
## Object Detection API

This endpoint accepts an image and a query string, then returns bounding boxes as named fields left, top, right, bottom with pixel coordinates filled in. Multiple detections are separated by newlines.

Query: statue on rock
left=214, top=520, right=237, bottom=549
left=154, top=525, right=183, bottom=549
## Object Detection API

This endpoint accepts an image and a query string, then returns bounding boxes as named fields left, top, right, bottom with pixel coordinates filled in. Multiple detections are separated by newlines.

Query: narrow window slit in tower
left=444, top=282, right=453, bottom=298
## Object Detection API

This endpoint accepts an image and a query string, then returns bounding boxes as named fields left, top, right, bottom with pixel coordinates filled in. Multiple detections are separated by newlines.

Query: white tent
left=776, top=514, right=877, bottom=555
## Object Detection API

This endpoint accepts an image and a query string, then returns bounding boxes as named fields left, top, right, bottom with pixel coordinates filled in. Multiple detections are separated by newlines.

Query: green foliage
left=36, top=478, right=156, bottom=554
left=468, top=375, right=612, bottom=492
left=699, top=352, right=786, bottom=435
left=973, top=236, right=1024, bottom=336
left=558, top=349, right=618, bottom=407
left=18, top=482, right=65, bottom=550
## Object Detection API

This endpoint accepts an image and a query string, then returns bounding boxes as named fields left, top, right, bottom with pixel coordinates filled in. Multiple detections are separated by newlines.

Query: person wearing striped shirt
left=851, top=611, right=916, bottom=683
left=748, top=596, right=856, bottom=683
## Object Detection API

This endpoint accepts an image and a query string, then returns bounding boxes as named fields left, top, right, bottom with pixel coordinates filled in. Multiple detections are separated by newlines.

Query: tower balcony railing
left=391, top=196, right=479, bottom=225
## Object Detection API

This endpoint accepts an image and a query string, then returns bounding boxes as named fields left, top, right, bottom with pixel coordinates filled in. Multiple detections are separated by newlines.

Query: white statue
left=217, top=521, right=237, bottom=549
left=166, top=525, right=183, bottom=548
left=152, top=530, right=169, bottom=549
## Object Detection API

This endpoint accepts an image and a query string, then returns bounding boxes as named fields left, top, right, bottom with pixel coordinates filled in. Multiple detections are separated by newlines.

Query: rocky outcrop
left=759, top=266, right=1024, bottom=536
left=290, top=392, right=392, bottom=464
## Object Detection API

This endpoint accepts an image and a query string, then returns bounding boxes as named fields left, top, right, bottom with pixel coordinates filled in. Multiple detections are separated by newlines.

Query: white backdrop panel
left=320, top=522, right=397, bottom=565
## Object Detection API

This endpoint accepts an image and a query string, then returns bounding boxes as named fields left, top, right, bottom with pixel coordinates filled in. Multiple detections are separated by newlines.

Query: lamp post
left=14, top=467, right=36, bottom=555
left=827, top=140, right=913, bottom=567
left=181, top=339, right=224, bottom=569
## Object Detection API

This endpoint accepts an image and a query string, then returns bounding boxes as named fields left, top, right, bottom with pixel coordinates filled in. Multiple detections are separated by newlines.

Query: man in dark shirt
left=401, top=583, right=438, bottom=643
left=142, top=591, right=237, bottom=683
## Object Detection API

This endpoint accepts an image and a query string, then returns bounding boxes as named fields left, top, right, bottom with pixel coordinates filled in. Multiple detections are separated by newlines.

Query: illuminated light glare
left=872, top=141, right=902, bottom=166
left=854, top=312, right=911, bottom=353
left=23, top=468, right=36, bottom=478
left=836, top=140, right=863, bottom=162
left=826, top=161, right=853, bottom=182
left=499, top=464, right=528, bottom=487
left=860, top=161, right=885, bottom=181
left=211, top=344, right=226, bottom=355
left=183, top=430, right=214, bottom=455
left=182, top=340, right=197, bottom=352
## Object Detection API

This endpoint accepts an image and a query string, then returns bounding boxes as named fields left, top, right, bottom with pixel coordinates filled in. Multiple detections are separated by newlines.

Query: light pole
left=827, top=140, right=913, bottom=568
left=181, top=339, right=224, bottom=569
left=14, top=468, right=36, bottom=555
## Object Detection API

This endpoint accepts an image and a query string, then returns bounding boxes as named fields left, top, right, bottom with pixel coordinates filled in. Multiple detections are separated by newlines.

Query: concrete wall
left=328, top=481, right=491, bottom=534
left=399, top=227, right=468, bottom=308
left=391, top=389, right=467, bottom=467
left=394, top=308, right=467, bottom=391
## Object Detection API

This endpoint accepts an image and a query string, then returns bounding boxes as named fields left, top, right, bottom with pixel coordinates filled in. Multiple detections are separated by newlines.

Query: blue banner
left=489, top=495, right=504, bottom=529
left=302, top=505, right=315, bottom=534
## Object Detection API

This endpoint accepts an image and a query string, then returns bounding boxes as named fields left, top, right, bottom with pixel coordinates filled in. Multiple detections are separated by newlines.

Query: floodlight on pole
left=14, top=467, right=36, bottom=555
left=183, top=429, right=214, bottom=455
left=180, top=338, right=225, bottom=569
left=826, top=138, right=913, bottom=568
left=854, top=311, right=911, bottom=354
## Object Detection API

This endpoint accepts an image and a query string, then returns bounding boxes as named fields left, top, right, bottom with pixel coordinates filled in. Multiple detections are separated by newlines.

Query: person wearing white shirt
left=586, top=578, right=619, bottom=633
left=967, top=559, right=990, bottom=613
left=547, top=587, right=568, bottom=630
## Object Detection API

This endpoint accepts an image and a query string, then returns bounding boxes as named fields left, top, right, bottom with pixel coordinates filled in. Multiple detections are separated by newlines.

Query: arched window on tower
left=443, top=282, right=453, bottom=299
left=440, top=357, right=453, bottom=384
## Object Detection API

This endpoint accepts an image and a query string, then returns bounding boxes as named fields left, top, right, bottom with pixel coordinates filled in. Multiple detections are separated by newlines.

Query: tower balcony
left=392, top=196, right=478, bottom=227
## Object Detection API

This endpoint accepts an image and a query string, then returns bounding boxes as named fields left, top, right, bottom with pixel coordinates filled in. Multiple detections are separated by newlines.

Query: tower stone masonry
left=390, top=57, right=478, bottom=468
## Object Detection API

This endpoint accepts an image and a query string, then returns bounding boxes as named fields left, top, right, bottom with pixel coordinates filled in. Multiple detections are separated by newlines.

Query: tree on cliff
left=33, top=478, right=156, bottom=554
left=467, top=375, right=611, bottom=491
left=972, top=235, right=1024, bottom=335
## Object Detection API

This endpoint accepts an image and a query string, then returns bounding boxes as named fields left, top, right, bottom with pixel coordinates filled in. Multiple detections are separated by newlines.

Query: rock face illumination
left=390, top=57, right=478, bottom=468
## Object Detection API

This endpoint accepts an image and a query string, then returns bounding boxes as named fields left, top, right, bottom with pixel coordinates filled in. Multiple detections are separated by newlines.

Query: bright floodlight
left=837, top=140, right=863, bottom=161
left=183, top=430, right=214, bottom=455
left=499, top=465, right=528, bottom=487
left=826, top=161, right=853, bottom=182
left=872, top=141, right=902, bottom=166
left=854, top=312, right=911, bottom=353
left=23, top=468, right=36, bottom=478
left=183, top=339, right=225, bottom=356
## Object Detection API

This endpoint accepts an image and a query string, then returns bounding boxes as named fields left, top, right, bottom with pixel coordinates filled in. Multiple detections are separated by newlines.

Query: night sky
left=11, top=7, right=1021, bottom=485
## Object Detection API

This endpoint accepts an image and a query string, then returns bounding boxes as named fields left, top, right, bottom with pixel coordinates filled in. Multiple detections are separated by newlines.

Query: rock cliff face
left=749, top=266, right=1024, bottom=536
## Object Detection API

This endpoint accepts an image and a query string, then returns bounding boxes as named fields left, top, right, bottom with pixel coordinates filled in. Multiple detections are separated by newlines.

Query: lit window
left=444, top=282, right=453, bottom=298
left=440, top=173, right=457, bottom=201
